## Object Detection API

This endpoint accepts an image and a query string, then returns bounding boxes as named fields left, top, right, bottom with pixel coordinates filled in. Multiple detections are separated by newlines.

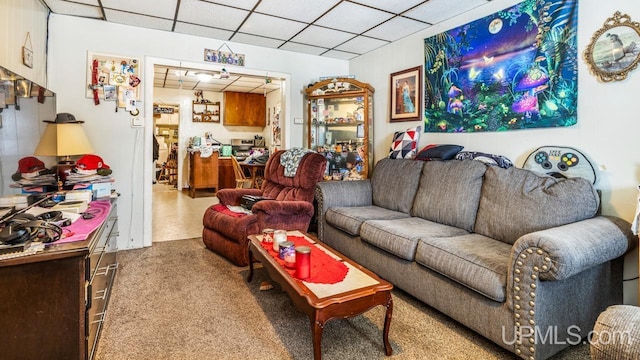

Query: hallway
left=152, top=183, right=218, bottom=242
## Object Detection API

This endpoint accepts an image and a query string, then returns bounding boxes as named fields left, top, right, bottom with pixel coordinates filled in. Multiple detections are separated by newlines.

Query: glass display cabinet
left=304, top=78, right=374, bottom=180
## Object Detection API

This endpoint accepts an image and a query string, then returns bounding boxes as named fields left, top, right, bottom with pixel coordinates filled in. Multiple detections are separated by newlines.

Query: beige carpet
left=95, top=239, right=591, bottom=360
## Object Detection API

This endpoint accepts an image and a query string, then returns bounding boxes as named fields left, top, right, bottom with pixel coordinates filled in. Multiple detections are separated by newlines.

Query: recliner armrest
left=217, top=188, right=262, bottom=206
left=252, top=200, right=314, bottom=217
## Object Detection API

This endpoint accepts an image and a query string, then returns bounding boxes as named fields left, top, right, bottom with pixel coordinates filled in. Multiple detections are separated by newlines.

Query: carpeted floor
left=95, top=238, right=591, bottom=360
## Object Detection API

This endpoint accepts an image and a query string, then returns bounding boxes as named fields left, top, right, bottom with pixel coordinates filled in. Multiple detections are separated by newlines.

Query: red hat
left=18, top=156, right=45, bottom=174
left=76, top=154, right=110, bottom=171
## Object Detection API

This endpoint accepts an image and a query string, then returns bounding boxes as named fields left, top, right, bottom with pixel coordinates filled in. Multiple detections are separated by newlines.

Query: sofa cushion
left=371, top=158, right=424, bottom=214
left=360, top=217, right=468, bottom=261
left=474, top=166, right=600, bottom=245
left=411, top=160, right=487, bottom=232
left=415, top=234, right=511, bottom=302
left=325, top=206, right=411, bottom=236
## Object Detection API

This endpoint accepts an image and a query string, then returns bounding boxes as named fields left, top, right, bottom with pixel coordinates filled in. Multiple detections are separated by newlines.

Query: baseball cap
left=18, top=156, right=46, bottom=174
left=75, top=154, right=110, bottom=175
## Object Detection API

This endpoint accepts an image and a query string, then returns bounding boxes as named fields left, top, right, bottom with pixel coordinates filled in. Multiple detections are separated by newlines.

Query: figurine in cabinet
left=304, top=78, right=374, bottom=180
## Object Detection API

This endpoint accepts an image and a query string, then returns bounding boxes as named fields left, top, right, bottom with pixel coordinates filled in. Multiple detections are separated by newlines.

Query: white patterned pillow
left=388, top=125, right=421, bottom=159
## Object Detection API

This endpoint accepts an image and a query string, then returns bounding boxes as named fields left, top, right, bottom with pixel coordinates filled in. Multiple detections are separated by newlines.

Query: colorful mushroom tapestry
left=423, top=0, right=578, bottom=133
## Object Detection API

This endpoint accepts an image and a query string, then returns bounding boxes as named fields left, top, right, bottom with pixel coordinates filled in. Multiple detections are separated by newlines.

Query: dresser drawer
left=88, top=214, right=117, bottom=282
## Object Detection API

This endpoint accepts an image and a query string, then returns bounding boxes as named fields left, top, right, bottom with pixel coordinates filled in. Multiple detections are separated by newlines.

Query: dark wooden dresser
left=0, top=199, right=118, bottom=360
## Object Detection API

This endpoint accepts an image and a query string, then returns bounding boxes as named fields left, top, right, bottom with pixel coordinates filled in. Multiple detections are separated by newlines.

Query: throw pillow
left=388, top=125, right=421, bottom=159
left=415, top=144, right=463, bottom=161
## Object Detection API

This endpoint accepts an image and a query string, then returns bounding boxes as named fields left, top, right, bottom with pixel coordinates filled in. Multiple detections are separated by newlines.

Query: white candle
left=273, top=230, right=287, bottom=252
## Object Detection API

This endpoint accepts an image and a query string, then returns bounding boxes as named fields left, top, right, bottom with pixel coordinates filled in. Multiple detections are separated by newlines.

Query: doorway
left=143, top=57, right=290, bottom=246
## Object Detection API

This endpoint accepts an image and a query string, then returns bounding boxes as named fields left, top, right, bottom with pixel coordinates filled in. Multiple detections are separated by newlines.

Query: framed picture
left=584, top=11, right=640, bottom=82
left=22, top=46, right=33, bottom=68
left=389, top=66, right=421, bottom=122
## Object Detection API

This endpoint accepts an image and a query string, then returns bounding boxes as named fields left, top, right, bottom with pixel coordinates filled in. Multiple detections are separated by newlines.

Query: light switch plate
left=131, top=116, right=143, bottom=127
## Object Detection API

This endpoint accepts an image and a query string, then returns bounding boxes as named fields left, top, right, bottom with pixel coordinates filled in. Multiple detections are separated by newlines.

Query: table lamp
left=33, top=113, right=94, bottom=185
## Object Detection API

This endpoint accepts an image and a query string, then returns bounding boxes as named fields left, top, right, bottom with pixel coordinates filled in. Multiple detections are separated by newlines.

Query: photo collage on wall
left=86, top=52, right=141, bottom=109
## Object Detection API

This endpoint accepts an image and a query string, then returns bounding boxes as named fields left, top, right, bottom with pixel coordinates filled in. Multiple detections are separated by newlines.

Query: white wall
left=350, top=0, right=640, bottom=304
left=47, top=14, right=348, bottom=251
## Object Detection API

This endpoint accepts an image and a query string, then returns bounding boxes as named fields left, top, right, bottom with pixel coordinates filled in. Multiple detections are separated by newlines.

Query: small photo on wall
left=104, top=85, right=116, bottom=101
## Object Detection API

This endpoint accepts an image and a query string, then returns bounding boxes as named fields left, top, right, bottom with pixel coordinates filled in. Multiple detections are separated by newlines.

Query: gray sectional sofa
left=315, top=158, right=636, bottom=360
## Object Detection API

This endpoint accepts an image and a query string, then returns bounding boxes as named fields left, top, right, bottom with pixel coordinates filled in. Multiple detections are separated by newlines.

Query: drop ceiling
left=153, top=65, right=283, bottom=93
left=40, top=0, right=492, bottom=60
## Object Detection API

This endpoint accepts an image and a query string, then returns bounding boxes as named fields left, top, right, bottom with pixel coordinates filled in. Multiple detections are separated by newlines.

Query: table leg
left=311, top=318, right=324, bottom=360
left=383, top=295, right=393, bottom=356
left=247, top=248, right=254, bottom=282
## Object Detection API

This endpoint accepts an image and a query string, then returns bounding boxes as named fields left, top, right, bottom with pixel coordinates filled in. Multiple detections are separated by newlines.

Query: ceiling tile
left=255, top=0, right=340, bottom=23
left=61, top=0, right=99, bottom=5
left=238, top=13, right=307, bottom=40
left=204, top=0, right=261, bottom=11
left=352, top=0, right=426, bottom=14
left=364, top=16, right=430, bottom=42
left=322, top=49, right=359, bottom=60
left=290, top=25, right=355, bottom=50
left=231, top=33, right=285, bottom=49
left=104, top=9, right=174, bottom=31
left=102, top=0, right=177, bottom=19
left=405, top=0, right=489, bottom=24
left=177, top=0, right=248, bottom=30
left=335, top=36, right=388, bottom=54
left=279, top=42, right=328, bottom=56
left=45, top=0, right=102, bottom=18
left=173, top=22, right=234, bottom=41
left=315, top=2, right=393, bottom=34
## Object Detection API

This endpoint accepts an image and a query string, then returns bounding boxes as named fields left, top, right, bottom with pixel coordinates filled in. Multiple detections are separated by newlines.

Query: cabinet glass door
left=310, top=96, right=366, bottom=180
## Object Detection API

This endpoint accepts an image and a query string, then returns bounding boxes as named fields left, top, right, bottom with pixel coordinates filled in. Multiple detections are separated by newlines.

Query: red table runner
left=260, top=234, right=348, bottom=284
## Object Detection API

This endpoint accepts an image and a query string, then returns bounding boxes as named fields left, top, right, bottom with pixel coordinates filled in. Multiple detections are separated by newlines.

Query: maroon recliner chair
left=202, top=150, right=326, bottom=266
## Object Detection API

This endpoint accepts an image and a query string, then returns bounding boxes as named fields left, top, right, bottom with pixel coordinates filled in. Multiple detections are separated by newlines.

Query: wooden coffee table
left=247, top=231, right=393, bottom=360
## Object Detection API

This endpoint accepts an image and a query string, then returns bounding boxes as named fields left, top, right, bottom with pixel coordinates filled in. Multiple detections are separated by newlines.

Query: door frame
left=142, top=56, right=291, bottom=247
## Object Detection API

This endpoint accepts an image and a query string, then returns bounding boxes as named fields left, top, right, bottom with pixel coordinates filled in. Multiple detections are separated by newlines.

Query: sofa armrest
left=506, top=216, right=636, bottom=359
left=315, top=180, right=373, bottom=213
left=509, top=216, right=635, bottom=282
left=315, top=180, right=373, bottom=239
left=217, top=188, right=262, bottom=206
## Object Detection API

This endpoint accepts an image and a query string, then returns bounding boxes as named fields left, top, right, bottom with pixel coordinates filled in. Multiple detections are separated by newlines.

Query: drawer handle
left=96, top=266, right=109, bottom=276
left=91, top=312, right=106, bottom=325
left=94, top=289, right=108, bottom=300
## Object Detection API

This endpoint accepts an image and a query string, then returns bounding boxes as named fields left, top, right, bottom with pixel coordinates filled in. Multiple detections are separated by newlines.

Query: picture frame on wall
left=390, top=66, right=422, bottom=122
left=584, top=11, right=640, bottom=82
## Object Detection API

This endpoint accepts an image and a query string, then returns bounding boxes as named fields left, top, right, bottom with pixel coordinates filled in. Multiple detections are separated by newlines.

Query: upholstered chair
left=202, top=149, right=326, bottom=266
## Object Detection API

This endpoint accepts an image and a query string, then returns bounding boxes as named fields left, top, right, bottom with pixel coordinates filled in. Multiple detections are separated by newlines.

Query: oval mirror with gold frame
left=584, top=11, right=640, bottom=82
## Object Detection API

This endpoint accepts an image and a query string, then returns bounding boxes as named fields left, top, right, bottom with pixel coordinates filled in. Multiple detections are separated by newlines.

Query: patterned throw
left=280, top=148, right=313, bottom=177
left=260, top=235, right=349, bottom=284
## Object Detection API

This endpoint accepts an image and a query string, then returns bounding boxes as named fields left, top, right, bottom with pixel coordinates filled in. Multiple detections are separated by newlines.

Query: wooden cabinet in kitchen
left=224, top=91, right=266, bottom=126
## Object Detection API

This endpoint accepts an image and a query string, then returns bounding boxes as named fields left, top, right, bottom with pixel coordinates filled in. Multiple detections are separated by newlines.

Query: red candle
left=295, top=246, right=311, bottom=279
